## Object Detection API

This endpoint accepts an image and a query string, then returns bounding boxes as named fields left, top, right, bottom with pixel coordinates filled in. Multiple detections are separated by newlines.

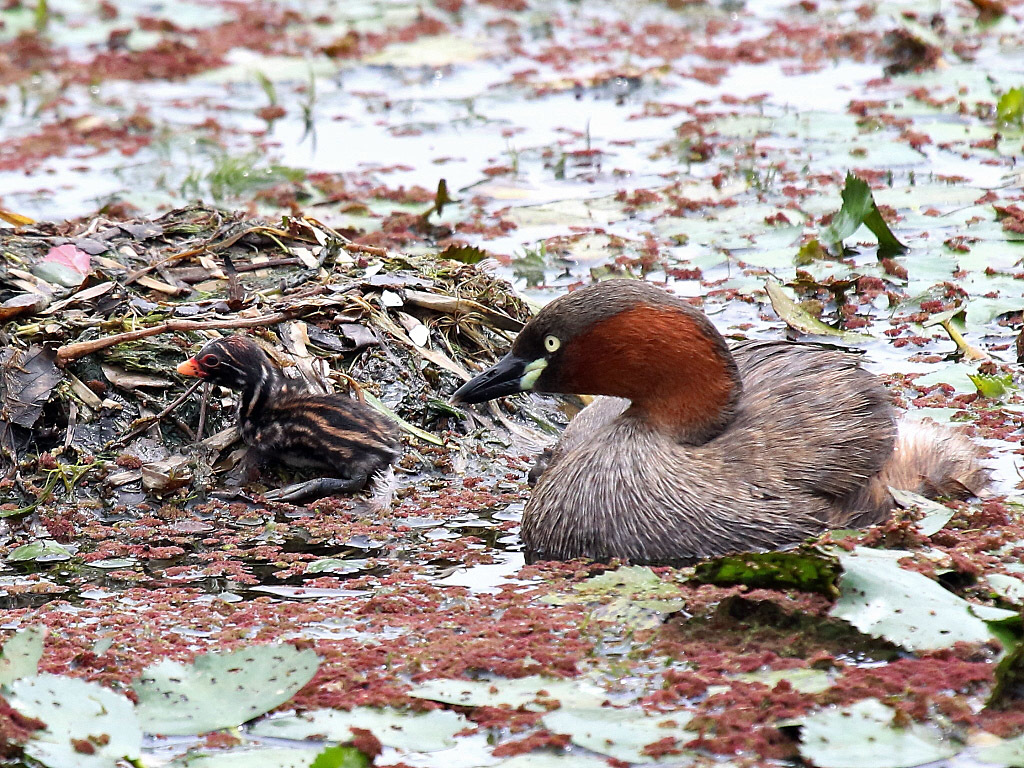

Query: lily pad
left=798, top=698, right=958, bottom=768
left=250, top=707, right=467, bottom=752
left=133, top=644, right=320, bottom=736
left=10, top=674, right=142, bottom=768
left=830, top=547, right=1016, bottom=651
left=7, top=540, right=73, bottom=562
left=170, top=747, right=322, bottom=767
left=409, top=675, right=607, bottom=711
left=0, top=626, right=45, bottom=686
left=888, top=488, right=955, bottom=536
left=542, top=707, right=695, bottom=764
left=977, top=733, right=1024, bottom=766
left=731, top=667, right=833, bottom=694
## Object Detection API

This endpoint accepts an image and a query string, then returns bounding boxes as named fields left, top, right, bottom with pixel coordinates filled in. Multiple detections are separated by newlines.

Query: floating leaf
left=798, top=698, right=957, bottom=768
left=409, top=675, right=606, bottom=711
left=968, top=372, right=1015, bottom=398
left=133, top=645, right=320, bottom=736
left=542, top=566, right=685, bottom=630
left=11, top=675, right=142, bottom=768
left=169, top=747, right=320, bottom=767
left=820, top=173, right=908, bottom=257
left=888, top=488, right=955, bottom=536
left=542, top=707, right=694, bottom=764
left=997, top=87, right=1024, bottom=127
left=977, top=733, right=1024, bottom=766
left=830, top=547, right=1015, bottom=651
left=987, top=573, right=1024, bottom=605
left=310, top=745, right=371, bottom=768
left=731, top=667, right=832, bottom=694
left=694, top=548, right=841, bottom=597
left=7, top=540, right=73, bottom=563
left=0, top=627, right=45, bottom=686
left=765, top=279, right=871, bottom=340
left=988, top=640, right=1024, bottom=709
left=251, top=707, right=467, bottom=752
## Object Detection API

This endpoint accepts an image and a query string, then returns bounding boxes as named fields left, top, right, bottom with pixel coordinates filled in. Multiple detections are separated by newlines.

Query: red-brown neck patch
left=559, top=304, right=740, bottom=443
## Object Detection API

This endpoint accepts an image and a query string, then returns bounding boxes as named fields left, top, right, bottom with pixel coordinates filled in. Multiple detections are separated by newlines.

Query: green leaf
left=977, top=733, right=1024, bottom=766
left=830, top=547, right=1016, bottom=651
left=888, top=488, right=955, bottom=536
left=250, top=707, right=467, bottom=752
left=765, top=279, right=872, bottom=340
left=542, top=707, right=694, bottom=764
left=541, top=566, right=686, bottom=630
left=0, top=626, right=45, bottom=686
left=693, top=548, right=841, bottom=597
left=968, top=372, right=1016, bottom=399
left=310, top=745, right=371, bottom=768
left=798, top=698, right=958, bottom=768
left=11, top=674, right=142, bottom=768
left=170, top=747, right=319, bottom=767
left=439, top=243, right=490, bottom=264
left=7, top=540, right=73, bottom=562
left=409, top=675, right=606, bottom=711
left=988, top=640, right=1024, bottom=709
left=997, top=87, right=1024, bottom=127
left=820, top=173, right=907, bottom=257
left=731, top=667, right=832, bottom=694
left=133, top=644, right=320, bottom=736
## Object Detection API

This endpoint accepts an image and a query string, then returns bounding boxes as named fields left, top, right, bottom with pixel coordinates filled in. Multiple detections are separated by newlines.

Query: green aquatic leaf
left=798, top=698, right=958, bottom=768
left=820, top=173, right=907, bottom=257
left=542, top=566, right=685, bottom=630
left=133, top=644, right=320, bottom=736
left=0, top=626, right=45, bottom=686
left=439, top=243, right=489, bottom=264
left=310, top=745, right=372, bottom=768
left=7, top=540, right=73, bottom=562
left=968, top=372, right=1015, bottom=399
left=542, top=707, right=695, bottom=764
left=830, top=547, right=1016, bottom=651
left=693, top=548, right=841, bottom=597
left=410, top=675, right=606, bottom=711
left=170, top=747, right=320, bottom=767
left=977, top=732, right=1024, bottom=766
left=765, top=279, right=872, bottom=340
left=11, top=675, right=142, bottom=768
left=988, top=640, right=1024, bottom=709
left=731, top=667, right=832, bottom=694
left=997, top=87, right=1024, bottom=127
left=888, top=488, right=955, bottom=536
left=251, top=707, right=468, bottom=752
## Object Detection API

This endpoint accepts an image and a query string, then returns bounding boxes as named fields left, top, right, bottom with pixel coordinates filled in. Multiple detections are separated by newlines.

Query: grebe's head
left=177, top=336, right=274, bottom=391
left=453, top=280, right=741, bottom=443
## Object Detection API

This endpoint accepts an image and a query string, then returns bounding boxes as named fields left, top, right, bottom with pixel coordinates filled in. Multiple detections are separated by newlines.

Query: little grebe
left=178, top=336, right=400, bottom=498
left=453, top=280, right=988, bottom=565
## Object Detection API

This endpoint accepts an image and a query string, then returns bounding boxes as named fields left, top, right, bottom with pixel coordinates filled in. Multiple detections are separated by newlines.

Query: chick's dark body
left=179, top=335, right=400, bottom=491
left=242, top=392, right=401, bottom=488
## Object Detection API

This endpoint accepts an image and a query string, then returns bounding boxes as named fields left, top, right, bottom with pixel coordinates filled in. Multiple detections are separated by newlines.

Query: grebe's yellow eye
left=544, top=335, right=561, bottom=353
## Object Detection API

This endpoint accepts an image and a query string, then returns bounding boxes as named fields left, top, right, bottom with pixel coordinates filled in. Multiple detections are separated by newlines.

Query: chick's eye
left=201, top=354, right=220, bottom=368
left=544, top=335, right=561, bottom=353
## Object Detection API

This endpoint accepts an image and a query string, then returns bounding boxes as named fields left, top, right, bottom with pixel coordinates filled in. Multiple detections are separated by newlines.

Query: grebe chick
left=178, top=335, right=400, bottom=501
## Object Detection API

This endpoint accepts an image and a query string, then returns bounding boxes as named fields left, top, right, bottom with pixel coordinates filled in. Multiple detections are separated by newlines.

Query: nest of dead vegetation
left=0, top=204, right=545, bottom=510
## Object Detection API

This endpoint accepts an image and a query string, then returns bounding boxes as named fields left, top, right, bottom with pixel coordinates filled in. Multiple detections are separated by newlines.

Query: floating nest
left=0, top=204, right=554, bottom=512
